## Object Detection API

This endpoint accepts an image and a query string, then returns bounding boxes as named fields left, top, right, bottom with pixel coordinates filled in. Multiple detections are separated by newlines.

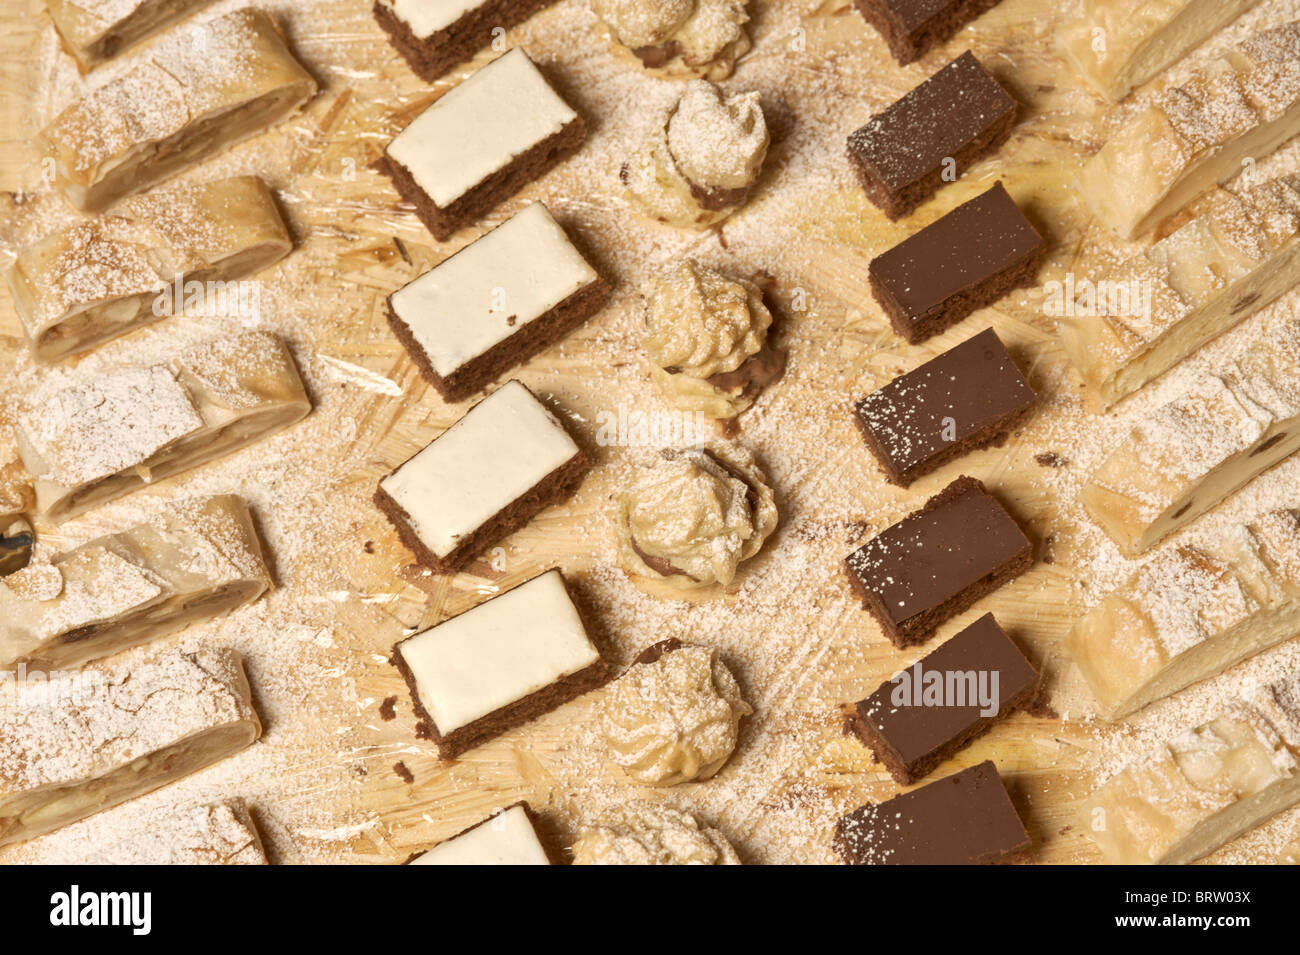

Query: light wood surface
left=3, top=0, right=1300, bottom=865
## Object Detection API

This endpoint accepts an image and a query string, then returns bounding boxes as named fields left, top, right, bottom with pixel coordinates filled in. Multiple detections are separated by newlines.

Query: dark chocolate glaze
left=848, top=51, right=1014, bottom=193
left=835, top=760, right=1030, bottom=864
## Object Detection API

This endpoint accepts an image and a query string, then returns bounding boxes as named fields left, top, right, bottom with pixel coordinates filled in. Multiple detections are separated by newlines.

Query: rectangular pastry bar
left=1059, top=0, right=1261, bottom=102
left=387, top=202, right=609, bottom=402
left=854, top=327, right=1036, bottom=486
left=1084, top=670, right=1300, bottom=864
left=46, top=0, right=216, bottom=71
left=847, top=51, right=1015, bottom=220
left=393, top=569, right=607, bottom=760
left=845, top=475, right=1033, bottom=647
left=6, top=176, right=292, bottom=363
left=87, top=799, right=267, bottom=865
left=375, top=379, right=588, bottom=573
left=1060, top=173, right=1300, bottom=411
left=0, top=649, right=262, bottom=848
left=39, top=9, right=317, bottom=213
left=1080, top=320, right=1300, bottom=556
left=0, top=495, right=271, bottom=671
left=14, top=330, right=311, bottom=523
left=846, top=613, right=1040, bottom=785
left=409, top=802, right=556, bottom=865
left=1077, top=21, right=1300, bottom=239
left=381, top=48, right=585, bottom=242
left=853, top=0, right=1003, bottom=66
left=373, top=0, right=557, bottom=82
left=834, top=760, right=1031, bottom=864
left=869, top=182, right=1044, bottom=344
left=1069, top=508, right=1300, bottom=717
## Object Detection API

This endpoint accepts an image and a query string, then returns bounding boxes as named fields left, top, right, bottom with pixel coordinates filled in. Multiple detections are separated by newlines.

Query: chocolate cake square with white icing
left=381, top=48, right=585, bottom=241
left=393, top=569, right=607, bottom=759
left=386, top=202, right=609, bottom=402
left=374, top=379, right=589, bottom=572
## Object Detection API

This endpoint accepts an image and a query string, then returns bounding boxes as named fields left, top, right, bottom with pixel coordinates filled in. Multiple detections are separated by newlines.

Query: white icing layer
left=398, top=569, right=598, bottom=733
left=386, top=48, right=577, bottom=208
left=380, top=380, right=579, bottom=558
left=390, top=203, right=598, bottom=378
left=410, top=805, right=551, bottom=865
left=384, top=0, right=480, bottom=39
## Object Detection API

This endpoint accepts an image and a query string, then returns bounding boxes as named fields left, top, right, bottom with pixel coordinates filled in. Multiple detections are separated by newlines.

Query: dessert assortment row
left=3, top=0, right=1300, bottom=864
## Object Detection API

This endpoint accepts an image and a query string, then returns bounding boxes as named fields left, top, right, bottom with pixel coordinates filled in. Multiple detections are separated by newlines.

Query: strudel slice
left=0, top=649, right=261, bottom=848
left=1061, top=174, right=1300, bottom=410
left=0, top=472, right=34, bottom=578
left=1077, top=21, right=1300, bottom=238
left=40, top=9, right=317, bottom=213
left=1059, top=0, right=1260, bottom=102
left=0, top=495, right=271, bottom=671
left=7, top=176, right=291, bottom=363
left=1070, top=508, right=1300, bottom=717
left=46, top=0, right=217, bottom=71
left=375, top=379, right=588, bottom=573
left=87, top=799, right=266, bottom=864
left=1084, top=669, right=1300, bottom=864
left=15, top=331, right=311, bottom=523
left=1080, top=320, right=1300, bottom=555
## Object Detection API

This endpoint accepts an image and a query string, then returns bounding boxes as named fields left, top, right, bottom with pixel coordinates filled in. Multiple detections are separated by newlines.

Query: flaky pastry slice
left=14, top=330, right=311, bottom=523
left=6, top=176, right=291, bottom=362
left=1060, top=174, right=1300, bottom=410
left=46, top=0, right=217, bottom=71
left=0, top=648, right=261, bottom=848
left=1077, top=21, right=1300, bottom=238
left=1069, top=508, right=1300, bottom=717
left=39, top=8, right=316, bottom=213
left=87, top=799, right=266, bottom=864
left=0, top=495, right=271, bottom=671
left=1059, top=0, right=1260, bottom=102
left=1084, top=669, right=1300, bottom=864
left=1080, top=319, right=1300, bottom=555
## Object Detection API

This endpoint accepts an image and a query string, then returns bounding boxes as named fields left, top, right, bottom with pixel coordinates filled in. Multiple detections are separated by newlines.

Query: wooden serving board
left=4, top=0, right=1300, bottom=865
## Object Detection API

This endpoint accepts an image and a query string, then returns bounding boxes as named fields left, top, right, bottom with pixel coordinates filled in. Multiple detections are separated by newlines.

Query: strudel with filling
left=393, top=569, right=607, bottom=759
left=45, top=0, right=217, bottom=71
left=408, top=802, right=557, bottom=864
left=1084, top=669, right=1300, bottom=864
left=0, top=495, right=271, bottom=671
left=87, top=799, right=267, bottom=865
left=1069, top=508, right=1300, bottom=717
left=386, top=203, right=608, bottom=402
left=381, top=48, right=585, bottom=242
left=1076, top=21, right=1300, bottom=239
left=372, top=0, right=557, bottom=82
left=1059, top=173, right=1300, bottom=411
left=39, top=9, right=317, bottom=213
left=1059, top=0, right=1261, bottom=102
left=6, top=176, right=292, bottom=363
left=375, top=379, right=588, bottom=573
left=0, top=649, right=261, bottom=848
left=14, top=331, right=311, bottom=523
left=1080, top=319, right=1300, bottom=556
